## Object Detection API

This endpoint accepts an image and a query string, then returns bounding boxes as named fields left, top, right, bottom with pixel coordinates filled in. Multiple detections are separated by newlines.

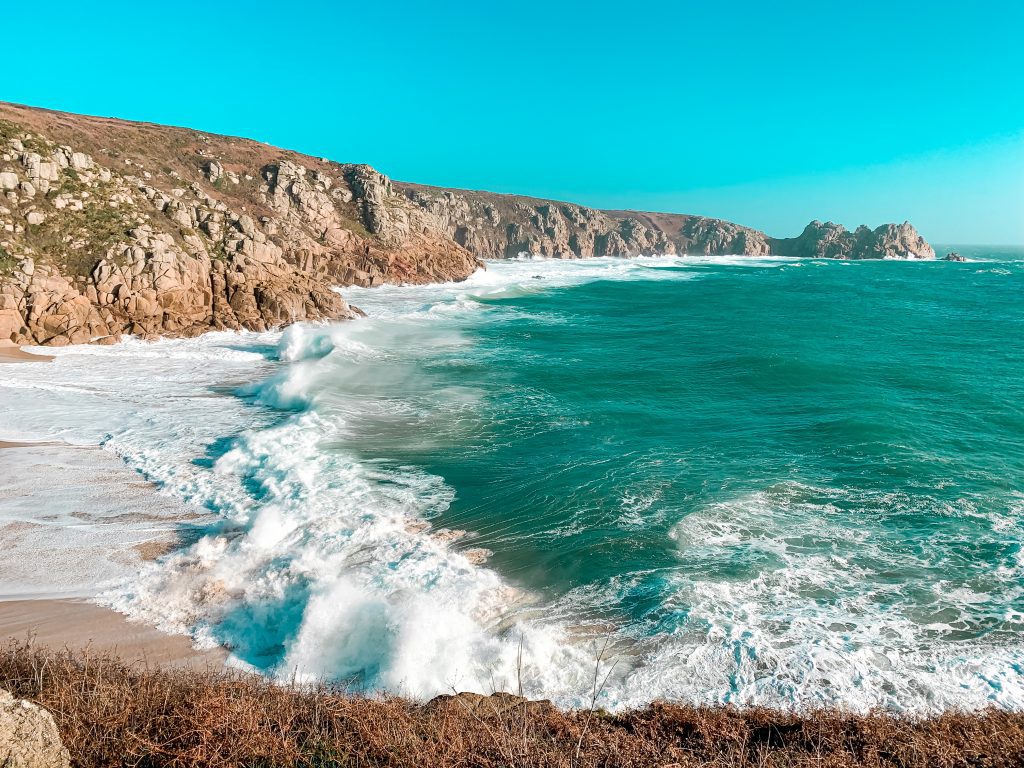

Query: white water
left=1, top=256, right=1022, bottom=711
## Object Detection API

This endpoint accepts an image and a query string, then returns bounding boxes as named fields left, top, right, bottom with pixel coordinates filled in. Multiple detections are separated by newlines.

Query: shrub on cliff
left=2, top=641, right=1023, bottom=768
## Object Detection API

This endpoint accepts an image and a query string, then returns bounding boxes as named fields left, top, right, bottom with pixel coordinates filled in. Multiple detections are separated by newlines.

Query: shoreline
left=2, top=262, right=1022, bottom=714
left=0, top=341, right=54, bottom=363
left=0, top=440, right=218, bottom=668
left=0, top=598, right=226, bottom=669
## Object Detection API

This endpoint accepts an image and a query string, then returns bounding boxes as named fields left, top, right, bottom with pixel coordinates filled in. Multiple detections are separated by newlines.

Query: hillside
left=0, top=102, right=934, bottom=346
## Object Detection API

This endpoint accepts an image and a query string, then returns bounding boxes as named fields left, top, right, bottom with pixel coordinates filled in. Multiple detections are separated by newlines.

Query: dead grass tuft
left=1, top=641, right=1022, bottom=767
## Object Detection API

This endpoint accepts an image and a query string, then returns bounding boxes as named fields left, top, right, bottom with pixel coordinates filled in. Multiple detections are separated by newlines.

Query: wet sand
left=0, top=599, right=227, bottom=669
left=1, top=439, right=219, bottom=668
left=0, top=440, right=35, bottom=450
left=0, top=342, right=54, bottom=364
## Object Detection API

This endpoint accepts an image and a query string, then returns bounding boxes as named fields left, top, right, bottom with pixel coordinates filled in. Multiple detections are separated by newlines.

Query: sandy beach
left=0, top=599, right=226, bottom=669
left=0, top=440, right=37, bottom=450
left=0, top=440, right=224, bottom=669
left=0, top=342, right=54, bottom=364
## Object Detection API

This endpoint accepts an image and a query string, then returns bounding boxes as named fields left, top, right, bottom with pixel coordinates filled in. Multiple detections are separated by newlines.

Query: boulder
left=205, top=160, right=223, bottom=183
left=69, top=152, right=93, bottom=171
left=0, top=688, right=71, bottom=768
left=943, top=252, right=967, bottom=262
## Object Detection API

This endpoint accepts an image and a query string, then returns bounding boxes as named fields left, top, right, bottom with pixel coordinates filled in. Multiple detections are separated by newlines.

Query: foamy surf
left=1, top=254, right=1022, bottom=712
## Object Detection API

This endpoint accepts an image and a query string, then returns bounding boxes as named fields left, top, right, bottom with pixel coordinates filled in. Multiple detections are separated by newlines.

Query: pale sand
left=0, top=342, right=54, bottom=364
left=1, top=441, right=214, bottom=667
left=0, top=440, right=34, bottom=450
left=0, top=600, right=227, bottom=669
left=0, top=440, right=60, bottom=450
left=0, top=357, right=226, bottom=671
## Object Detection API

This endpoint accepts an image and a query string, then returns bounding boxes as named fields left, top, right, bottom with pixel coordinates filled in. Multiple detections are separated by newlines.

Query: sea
left=1, top=245, right=1022, bottom=712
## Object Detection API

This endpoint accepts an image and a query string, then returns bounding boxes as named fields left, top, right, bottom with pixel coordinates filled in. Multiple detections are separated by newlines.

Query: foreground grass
left=2, top=641, right=1022, bottom=767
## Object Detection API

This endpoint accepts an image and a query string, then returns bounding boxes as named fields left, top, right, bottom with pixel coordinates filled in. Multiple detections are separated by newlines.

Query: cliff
left=0, top=102, right=934, bottom=346
left=398, top=183, right=775, bottom=259
left=0, top=103, right=480, bottom=345
left=396, top=186, right=934, bottom=262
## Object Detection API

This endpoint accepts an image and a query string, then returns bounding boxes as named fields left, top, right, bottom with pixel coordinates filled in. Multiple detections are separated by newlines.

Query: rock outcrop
left=0, top=104, right=480, bottom=345
left=0, top=101, right=935, bottom=346
left=0, top=689, right=71, bottom=768
left=770, top=220, right=935, bottom=260
left=399, top=184, right=773, bottom=259
left=426, top=691, right=556, bottom=718
left=943, top=252, right=966, bottom=262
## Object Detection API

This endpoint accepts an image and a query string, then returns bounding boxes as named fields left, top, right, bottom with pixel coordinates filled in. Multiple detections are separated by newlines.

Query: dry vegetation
left=2, top=641, right=1022, bottom=768
left=0, top=100, right=368, bottom=232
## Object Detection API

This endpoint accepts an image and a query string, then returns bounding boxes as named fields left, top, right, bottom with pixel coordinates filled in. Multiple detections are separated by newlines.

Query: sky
left=4, top=1, right=1022, bottom=244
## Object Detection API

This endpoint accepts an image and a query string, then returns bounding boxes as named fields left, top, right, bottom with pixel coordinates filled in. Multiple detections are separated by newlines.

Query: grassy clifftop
left=3, top=642, right=1022, bottom=768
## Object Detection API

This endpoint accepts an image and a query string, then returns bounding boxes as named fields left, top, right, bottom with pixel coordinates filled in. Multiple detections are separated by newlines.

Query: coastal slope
left=0, top=102, right=934, bottom=346
left=398, top=182, right=935, bottom=262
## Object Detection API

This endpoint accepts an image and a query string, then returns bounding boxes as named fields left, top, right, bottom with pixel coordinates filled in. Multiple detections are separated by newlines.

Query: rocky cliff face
left=398, top=183, right=773, bottom=259
left=0, top=102, right=934, bottom=346
left=397, top=184, right=934, bottom=263
left=0, top=104, right=480, bottom=345
left=770, top=220, right=936, bottom=261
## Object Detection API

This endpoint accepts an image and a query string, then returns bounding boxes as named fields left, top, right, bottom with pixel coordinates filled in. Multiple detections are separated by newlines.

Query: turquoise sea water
left=3, top=248, right=1022, bottom=711
left=304, top=249, right=1024, bottom=708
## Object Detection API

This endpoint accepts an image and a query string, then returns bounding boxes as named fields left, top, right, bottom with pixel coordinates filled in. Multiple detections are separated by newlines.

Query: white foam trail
left=608, top=484, right=1024, bottom=711
left=1, top=257, right=1022, bottom=712
left=342, top=254, right=789, bottom=320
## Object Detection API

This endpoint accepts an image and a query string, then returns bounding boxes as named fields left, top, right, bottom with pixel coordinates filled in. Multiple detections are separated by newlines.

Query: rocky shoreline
left=1, top=101, right=934, bottom=347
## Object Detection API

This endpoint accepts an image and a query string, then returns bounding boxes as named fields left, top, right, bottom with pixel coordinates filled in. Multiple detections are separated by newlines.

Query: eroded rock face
left=772, top=220, right=936, bottom=260
left=0, top=689, right=71, bottom=768
left=678, top=217, right=771, bottom=256
left=0, top=118, right=476, bottom=345
left=403, top=189, right=673, bottom=259
left=400, top=186, right=784, bottom=259
left=0, top=103, right=935, bottom=346
left=0, top=238, right=357, bottom=346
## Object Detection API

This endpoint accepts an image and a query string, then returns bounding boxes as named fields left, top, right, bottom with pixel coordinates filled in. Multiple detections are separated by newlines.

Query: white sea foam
left=614, top=484, right=1024, bottom=711
left=1, top=256, right=1022, bottom=711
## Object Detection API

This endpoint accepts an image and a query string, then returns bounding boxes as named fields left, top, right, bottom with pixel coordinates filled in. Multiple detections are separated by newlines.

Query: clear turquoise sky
left=5, top=1, right=1022, bottom=243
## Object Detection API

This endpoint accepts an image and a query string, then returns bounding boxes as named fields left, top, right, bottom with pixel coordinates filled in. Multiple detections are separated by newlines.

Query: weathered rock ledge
left=0, top=102, right=934, bottom=346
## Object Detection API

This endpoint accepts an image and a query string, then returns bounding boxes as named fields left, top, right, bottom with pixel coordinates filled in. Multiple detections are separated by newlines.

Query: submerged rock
left=0, top=689, right=71, bottom=768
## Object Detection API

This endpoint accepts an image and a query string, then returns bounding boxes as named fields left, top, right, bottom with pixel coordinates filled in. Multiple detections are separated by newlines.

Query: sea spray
left=0, top=253, right=1022, bottom=710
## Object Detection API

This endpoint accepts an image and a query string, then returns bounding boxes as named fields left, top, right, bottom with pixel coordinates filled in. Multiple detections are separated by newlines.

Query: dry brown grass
left=2, top=640, right=1022, bottom=768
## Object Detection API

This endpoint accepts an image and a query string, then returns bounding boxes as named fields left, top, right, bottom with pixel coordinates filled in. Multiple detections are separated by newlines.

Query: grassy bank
left=2, top=641, right=1022, bottom=767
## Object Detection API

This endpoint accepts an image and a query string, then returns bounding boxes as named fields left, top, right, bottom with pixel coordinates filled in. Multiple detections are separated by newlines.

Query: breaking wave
left=1, top=254, right=1023, bottom=711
